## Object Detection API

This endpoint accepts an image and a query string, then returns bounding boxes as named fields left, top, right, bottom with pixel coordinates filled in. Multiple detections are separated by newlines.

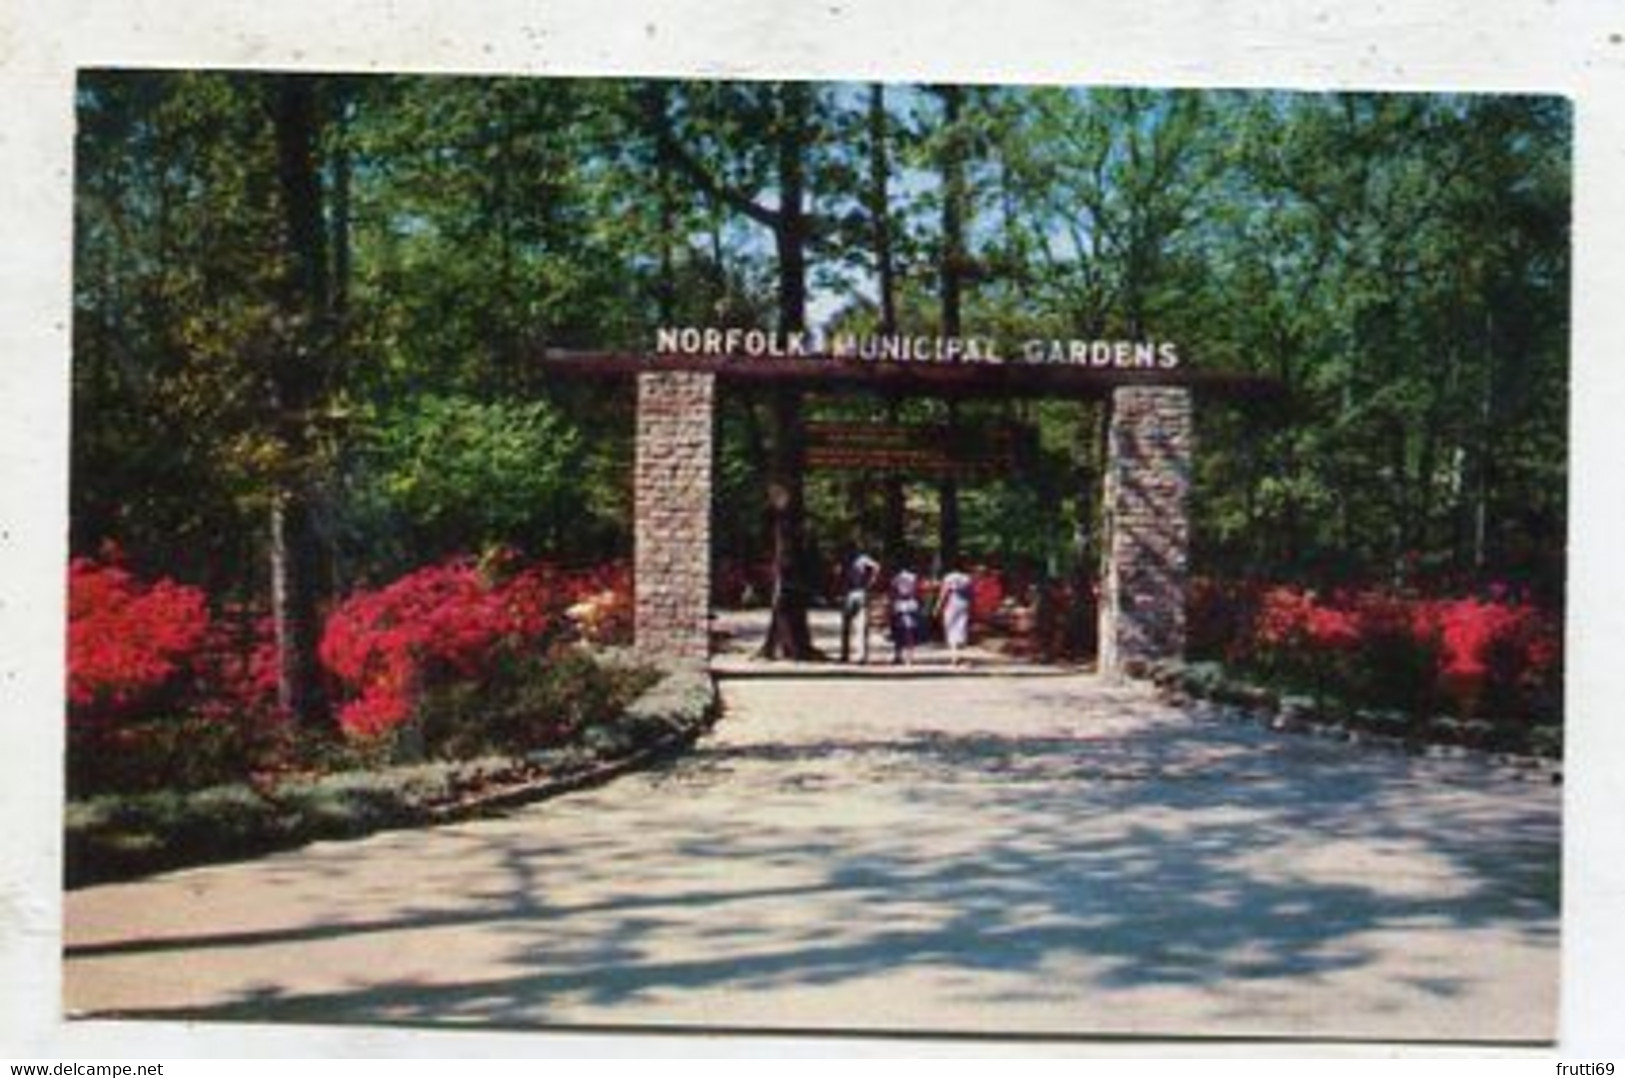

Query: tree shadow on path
left=76, top=684, right=1559, bottom=1039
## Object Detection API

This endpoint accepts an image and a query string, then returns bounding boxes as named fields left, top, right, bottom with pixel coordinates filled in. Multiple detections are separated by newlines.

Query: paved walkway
left=63, top=673, right=1559, bottom=1042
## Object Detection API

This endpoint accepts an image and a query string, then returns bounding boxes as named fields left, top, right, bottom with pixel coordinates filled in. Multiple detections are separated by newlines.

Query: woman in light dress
left=936, top=566, right=974, bottom=667
left=889, top=566, right=922, bottom=665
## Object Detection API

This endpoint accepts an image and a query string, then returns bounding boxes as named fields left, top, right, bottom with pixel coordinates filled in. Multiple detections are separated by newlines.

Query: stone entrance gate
left=533, top=350, right=1269, bottom=678
left=632, top=374, right=1191, bottom=677
left=633, top=371, right=717, bottom=665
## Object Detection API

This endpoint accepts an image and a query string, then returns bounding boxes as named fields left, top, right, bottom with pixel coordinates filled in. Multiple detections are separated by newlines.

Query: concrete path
left=63, top=674, right=1559, bottom=1042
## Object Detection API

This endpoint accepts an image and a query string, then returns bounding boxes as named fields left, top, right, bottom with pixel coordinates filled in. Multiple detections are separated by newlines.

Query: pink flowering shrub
left=1428, top=596, right=1561, bottom=718
left=68, top=552, right=211, bottom=723
left=319, top=555, right=633, bottom=739
left=66, top=546, right=639, bottom=792
left=190, top=608, right=283, bottom=723
left=1224, top=582, right=1561, bottom=720
left=66, top=552, right=284, bottom=795
left=970, top=571, right=1005, bottom=622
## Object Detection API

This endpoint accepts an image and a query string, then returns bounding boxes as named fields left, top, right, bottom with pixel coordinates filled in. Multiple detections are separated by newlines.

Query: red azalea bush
left=714, top=559, right=773, bottom=607
left=969, top=570, right=1005, bottom=622
left=67, top=546, right=639, bottom=792
left=67, top=553, right=281, bottom=796
left=319, top=555, right=633, bottom=739
left=1255, top=586, right=1362, bottom=652
left=69, top=551, right=284, bottom=728
left=1339, top=591, right=1444, bottom=714
left=1430, top=595, right=1561, bottom=718
left=319, top=559, right=547, bottom=738
left=68, top=553, right=212, bottom=723
left=1224, top=582, right=1561, bottom=721
left=191, top=608, right=283, bottom=723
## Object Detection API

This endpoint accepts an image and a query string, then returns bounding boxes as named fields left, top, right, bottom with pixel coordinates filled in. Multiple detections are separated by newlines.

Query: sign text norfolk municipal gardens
left=655, top=326, right=1183, bottom=370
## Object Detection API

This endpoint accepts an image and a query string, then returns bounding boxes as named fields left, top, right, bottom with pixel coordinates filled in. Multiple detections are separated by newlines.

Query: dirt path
left=64, top=673, right=1559, bottom=1042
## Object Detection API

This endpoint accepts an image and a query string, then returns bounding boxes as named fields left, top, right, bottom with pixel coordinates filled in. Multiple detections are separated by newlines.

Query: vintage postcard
left=56, top=68, right=1568, bottom=1044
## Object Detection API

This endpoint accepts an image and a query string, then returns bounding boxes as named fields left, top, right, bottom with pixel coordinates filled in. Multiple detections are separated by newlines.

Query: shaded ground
left=63, top=670, right=1559, bottom=1042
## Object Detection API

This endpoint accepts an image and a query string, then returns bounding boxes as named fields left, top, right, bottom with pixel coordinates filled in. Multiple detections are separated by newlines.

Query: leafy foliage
left=1194, top=579, right=1561, bottom=721
left=354, top=394, right=591, bottom=561
left=66, top=549, right=637, bottom=795
left=318, top=554, right=632, bottom=738
left=64, top=663, right=708, bottom=886
left=67, top=552, right=212, bottom=720
left=70, top=73, right=1570, bottom=769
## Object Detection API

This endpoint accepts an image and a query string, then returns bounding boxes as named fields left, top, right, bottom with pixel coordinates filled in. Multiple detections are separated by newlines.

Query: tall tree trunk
left=269, top=75, right=334, bottom=731
left=643, top=82, right=682, bottom=327
left=494, top=88, right=519, bottom=393
left=324, top=81, right=353, bottom=600
left=760, top=83, right=819, bottom=659
left=937, top=85, right=967, bottom=569
left=1078, top=399, right=1108, bottom=655
left=330, top=84, right=352, bottom=328
left=655, top=130, right=677, bottom=325
left=868, top=83, right=907, bottom=564
left=869, top=84, right=898, bottom=334
left=1472, top=309, right=1496, bottom=573
left=268, top=492, right=328, bottom=724
left=640, top=81, right=819, bottom=658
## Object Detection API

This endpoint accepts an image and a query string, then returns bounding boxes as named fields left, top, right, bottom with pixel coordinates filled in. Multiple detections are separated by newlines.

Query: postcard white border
left=3, top=0, right=1622, bottom=1058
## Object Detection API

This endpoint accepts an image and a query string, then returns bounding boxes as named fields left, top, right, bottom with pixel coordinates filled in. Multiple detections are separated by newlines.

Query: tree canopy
left=73, top=72, right=1571, bottom=676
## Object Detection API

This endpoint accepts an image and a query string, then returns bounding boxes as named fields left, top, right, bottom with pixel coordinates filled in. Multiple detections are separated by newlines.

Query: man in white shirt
left=841, top=551, right=881, bottom=664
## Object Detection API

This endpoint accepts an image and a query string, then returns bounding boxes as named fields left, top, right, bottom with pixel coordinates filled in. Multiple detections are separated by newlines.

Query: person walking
left=936, top=565, right=975, bottom=667
left=840, top=550, right=881, bottom=664
left=890, top=564, right=922, bottom=666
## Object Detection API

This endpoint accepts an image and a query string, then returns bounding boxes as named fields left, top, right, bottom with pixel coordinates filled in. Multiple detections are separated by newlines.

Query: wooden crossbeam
left=529, top=350, right=1285, bottom=400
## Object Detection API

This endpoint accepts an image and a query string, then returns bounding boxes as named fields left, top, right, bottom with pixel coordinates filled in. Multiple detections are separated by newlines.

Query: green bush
left=1177, top=661, right=1227, bottom=698
left=1528, top=725, right=1562, bottom=760
left=354, top=394, right=598, bottom=561
left=65, top=665, right=714, bottom=887
left=411, top=647, right=656, bottom=761
left=66, top=714, right=286, bottom=798
left=1350, top=623, right=1443, bottom=716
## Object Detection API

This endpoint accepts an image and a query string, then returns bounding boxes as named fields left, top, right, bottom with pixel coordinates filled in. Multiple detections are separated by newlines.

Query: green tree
left=647, top=81, right=828, bottom=658
left=354, top=394, right=592, bottom=564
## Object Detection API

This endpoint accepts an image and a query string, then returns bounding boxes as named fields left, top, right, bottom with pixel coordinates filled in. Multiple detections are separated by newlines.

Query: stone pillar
left=634, top=371, right=715, bottom=664
left=1098, top=386, right=1193, bottom=678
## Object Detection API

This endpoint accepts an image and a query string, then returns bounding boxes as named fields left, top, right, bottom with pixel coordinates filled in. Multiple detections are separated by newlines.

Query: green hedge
left=1147, top=658, right=1562, bottom=762
left=65, top=667, right=716, bottom=888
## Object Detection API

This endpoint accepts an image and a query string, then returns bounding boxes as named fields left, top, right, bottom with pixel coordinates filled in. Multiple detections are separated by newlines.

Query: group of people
left=840, top=551, right=975, bottom=667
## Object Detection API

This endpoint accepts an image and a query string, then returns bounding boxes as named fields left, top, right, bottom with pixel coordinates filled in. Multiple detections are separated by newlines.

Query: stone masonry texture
left=1099, top=386, right=1192, bottom=677
left=634, top=371, right=715, bottom=663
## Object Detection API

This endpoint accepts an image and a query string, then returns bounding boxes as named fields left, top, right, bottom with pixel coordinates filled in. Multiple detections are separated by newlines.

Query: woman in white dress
left=937, top=567, right=974, bottom=667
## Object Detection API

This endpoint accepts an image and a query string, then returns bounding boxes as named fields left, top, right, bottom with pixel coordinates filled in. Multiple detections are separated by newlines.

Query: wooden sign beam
left=804, top=420, right=1031, bottom=475
left=528, top=350, right=1285, bottom=400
